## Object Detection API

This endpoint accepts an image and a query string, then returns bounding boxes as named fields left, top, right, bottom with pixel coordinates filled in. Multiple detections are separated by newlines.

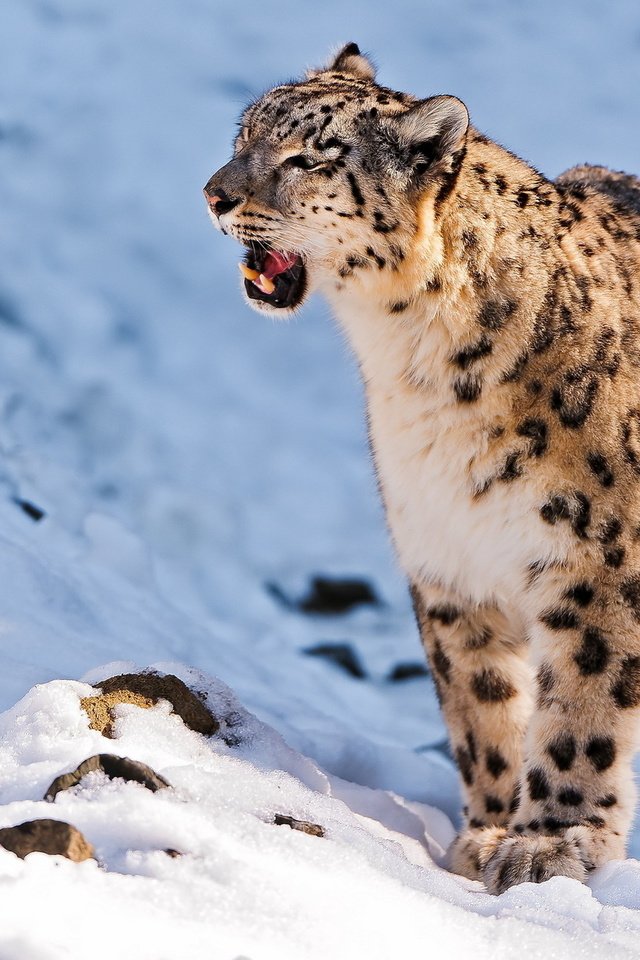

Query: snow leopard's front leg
left=479, top=565, right=640, bottom=894
left=410, top=582, right=534, bottom=879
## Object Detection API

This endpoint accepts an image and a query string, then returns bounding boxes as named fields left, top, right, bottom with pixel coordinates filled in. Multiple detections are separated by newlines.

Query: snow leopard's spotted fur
left=205, top=44, right=640, bottom=894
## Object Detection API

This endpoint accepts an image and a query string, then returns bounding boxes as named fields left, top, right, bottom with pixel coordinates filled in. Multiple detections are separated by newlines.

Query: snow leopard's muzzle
left=204, top=167, right=309, bottom=314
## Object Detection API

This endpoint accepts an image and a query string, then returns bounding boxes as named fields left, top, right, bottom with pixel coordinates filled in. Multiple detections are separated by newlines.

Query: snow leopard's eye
left=282, top=154, right=324, bottom=172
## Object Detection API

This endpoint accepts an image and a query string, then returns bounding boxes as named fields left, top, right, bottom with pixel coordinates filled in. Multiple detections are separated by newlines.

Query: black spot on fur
left=537, top=663, right=555, bottom=706
left=434, top=146, right=466, bottom=210
left=509, top=784, right=521, bottom=813
left=389, top=301, right=409, bottom=314
left=517, top=418, right=548, bottom=457
left=621, top=410, right=640, bottom=474
left=527, top=768, right=551, bottom=801
left=485, top=795, right=504, bottom=814
left=599, top=517, right=622, bottom=544
left=585, top=736, right=616, bottom=771
left=543, top=816, right=579, bottom=833
left=541, top=492, right=591, bottom=538
left=574, top=626, right=610, bottom=675
left=540, top=495, right=570, bottom=525
left=516, top=189, right=530, bottom=208
left=586, top=815, right=606, bottom=828
left=471, top=669, right=516, bottom=703
left=575, top=275, right=592, bottom=310
left=432, top=640, right=452, bottom=683
left=453, top=374, right=482, bottom=403
left=469, top=817, right=485, bottom=829
left=587, top=452, right=614, bottom=487
left=478, top=299, right=517, bottom=330
left=455, top=746, right=475, bottom=786
left=498, top=452, right=523, bottom=482
left=572, top=493, right=591, bottom=538
left=550, top=374, right=598, bottom=428
left=345, top=254, right=369, bottom=270
left=452, top=336, right=492, bottom=370
left=595, top=794, right=617, bottom=808
left=557, top=787, right=584, bottom=806
left=620, top=576, right=640, bottom=621
left=611, top=656, right=640, bottom=707
left=604, top=547, right=625, bottom=568
left=540, top=607, right=580, bottom=630
left=486, top=748, right=508, bottom=779
left=527, top=558, right=550, bottom=584
left=365, top=246, right=386, bottom=270
left=427, top=604, right=460, bottom=626
left=501, top=351, right=530, bottom=383
left=564, top=583, right=594, bottom=607
left=466, top=730, right=477, bottom=764
left=547, top=734, right=577, bottom=771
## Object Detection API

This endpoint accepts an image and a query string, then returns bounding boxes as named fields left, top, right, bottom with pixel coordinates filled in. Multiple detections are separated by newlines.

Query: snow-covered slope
left=1, top=0, right=639, bottom=956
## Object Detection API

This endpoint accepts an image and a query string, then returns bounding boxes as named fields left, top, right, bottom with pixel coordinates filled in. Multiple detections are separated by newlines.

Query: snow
left=0, top=0, right=639, bottom=956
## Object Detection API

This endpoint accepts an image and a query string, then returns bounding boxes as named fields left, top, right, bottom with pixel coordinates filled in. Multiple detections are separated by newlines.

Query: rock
left=387, top=661, right=429, bottom=682
left=0, top=819, right=94, bottom=861
left=14, top=498, right=46, bottom=522
left=273, top=815, right=324, bottom=837
left=45, top=754, right=171, bottom=801
left=301, top=575, right=379, bottom=614
left=303, top=642, right=366, bottom=679
left=267, top=575, right=379, bottom=615
left=81, top=671, right=219, bottom=738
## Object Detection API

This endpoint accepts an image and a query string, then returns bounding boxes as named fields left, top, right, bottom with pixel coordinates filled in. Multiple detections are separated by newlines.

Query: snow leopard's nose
left=203, top=185, right=242, bottom=217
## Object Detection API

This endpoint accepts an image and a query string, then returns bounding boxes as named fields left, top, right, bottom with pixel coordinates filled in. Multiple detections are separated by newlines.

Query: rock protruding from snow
left=81, top=672, right=219, bottom=738
left=0, top=819, right=94, bottom=861
left=387, top=662, right=429, bottom=682
left=44, top=754, right=171, bottom=800
left=303, top=642, right=367, bottom=679
left=273, top=814, right=325, bottom=837
left=268, top=575, right=380, bottom=615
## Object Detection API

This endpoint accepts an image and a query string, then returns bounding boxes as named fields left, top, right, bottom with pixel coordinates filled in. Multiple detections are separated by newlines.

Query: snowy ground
left=1, top=0, right=640, bottom=956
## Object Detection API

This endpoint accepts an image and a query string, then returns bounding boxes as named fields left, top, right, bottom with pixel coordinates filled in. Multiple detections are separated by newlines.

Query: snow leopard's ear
left=388, top=96, right=469, bottom=176
left=307, top=43, right=376, bottom=81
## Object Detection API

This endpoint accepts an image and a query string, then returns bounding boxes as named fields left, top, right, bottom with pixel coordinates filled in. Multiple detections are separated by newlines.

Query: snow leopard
left=204, top=43, right=640, bottom=894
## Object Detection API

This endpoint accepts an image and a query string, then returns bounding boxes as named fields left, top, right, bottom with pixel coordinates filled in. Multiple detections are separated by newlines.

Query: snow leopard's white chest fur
left=329, top=289, right=567, bottom=608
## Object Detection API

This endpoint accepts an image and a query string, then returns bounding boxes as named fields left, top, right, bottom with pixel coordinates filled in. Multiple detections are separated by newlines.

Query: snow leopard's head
left=204, top=43, right=468, bottom=316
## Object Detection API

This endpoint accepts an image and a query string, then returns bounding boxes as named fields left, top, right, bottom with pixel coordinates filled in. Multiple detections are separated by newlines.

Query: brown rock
left=45, top=754, right=171, bottom=801
left=81, top=672, right=219, bottom=738
left=0, top=819, right=94, bottom=861
left=273, top=814, right=325, bottom=837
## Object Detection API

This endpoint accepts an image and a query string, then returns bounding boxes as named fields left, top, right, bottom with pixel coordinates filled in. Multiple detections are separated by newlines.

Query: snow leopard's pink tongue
left=239, top=250, right=300, bottom=296
left=261, top=250, right=298, bottom=280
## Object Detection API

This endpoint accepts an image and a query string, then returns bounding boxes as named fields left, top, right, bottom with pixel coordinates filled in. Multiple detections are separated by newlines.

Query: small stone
left=273, top=815, right=324, bottom=837
left=80, top=671, right=219, bottom=738
left=267, top=575, right=380, bottom=615
left=300, top=576, right=379, bottom=614
left=0, top=819, right=94, bottom=861
left=387, top=662, right=429, bottom=682
left=303, top=642, right=366, bottom=679
left=45, top=754, right=171, bottom=801
left=14, top=498, right=46, bottom=522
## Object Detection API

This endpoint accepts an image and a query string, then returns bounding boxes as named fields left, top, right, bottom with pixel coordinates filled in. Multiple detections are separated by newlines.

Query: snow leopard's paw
left=480, top=829, right=592, bottom=894
left=448, top=825, right=507, bottom=881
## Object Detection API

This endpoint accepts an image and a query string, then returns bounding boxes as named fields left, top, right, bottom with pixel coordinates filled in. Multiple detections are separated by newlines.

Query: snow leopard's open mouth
left=240, top=243, right=307, bottom=310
